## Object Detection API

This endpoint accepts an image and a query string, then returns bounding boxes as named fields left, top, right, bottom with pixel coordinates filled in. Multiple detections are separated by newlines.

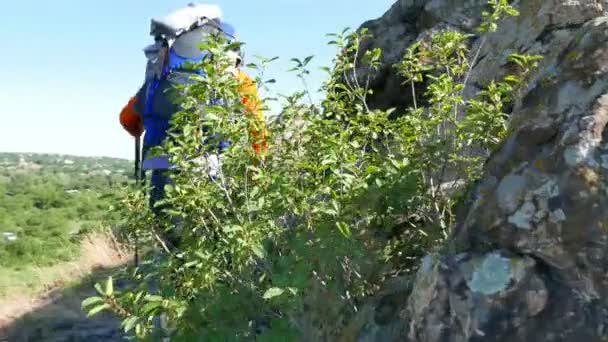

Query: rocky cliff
left=355, top=1, right=608, bottom=341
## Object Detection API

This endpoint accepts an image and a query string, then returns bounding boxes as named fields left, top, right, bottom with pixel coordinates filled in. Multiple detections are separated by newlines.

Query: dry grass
left=0, top=231, right=131, bottom=330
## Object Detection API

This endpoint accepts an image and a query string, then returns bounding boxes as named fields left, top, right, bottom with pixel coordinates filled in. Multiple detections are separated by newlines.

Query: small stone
left=579, top=115, right=596, bottom=130
left=564, top=146, right=582, bottom=166
left=534, top=209, right=548, bottom=222
left=421, top=255, right=433, bottom=273
left=496, top=174, right=527, bottom=214
left=560, top=124, right=580, bottom=146
left=549, top=209, right=567, bottom=223
left=533, top=180, right=560, bottom=198
left=526, top=289, right=549, bottom=316
left=475, top=328, right=486, bottom=337
left=508, top=201, right=536, bottom=229
left=588, top=158, right=600, bottom=168
left=548, top=196, right=563, bottom=211
left=600, top=155, right=608, bottom=169
left=564, top=141, right=592, bottom=167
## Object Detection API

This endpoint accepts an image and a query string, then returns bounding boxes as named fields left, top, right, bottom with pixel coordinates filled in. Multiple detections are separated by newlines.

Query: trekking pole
left=134, top=136, right=142, bottom=267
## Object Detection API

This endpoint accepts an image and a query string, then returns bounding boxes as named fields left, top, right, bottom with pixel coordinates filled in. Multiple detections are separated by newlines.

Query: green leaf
left=94, top=283, right=105, bottom=296
left=321, top=158, right=336, bottom=166
left=105, top=277, right=114, bottom=297
left=303, top=55, right=314, bottom=66
left=316, top=207, right=337, bottom=216
left=87, top=303, right=111, bottom=317
left=145, top=295, right=164, bottom=302
left=81, top=296, right=104, bottom=308
left=336, top=221, right=352, bottom=238
left=252, top=244, right=266, bottom=258
left=263, top=287, right=285, bottom=300
left=122, top=316, right=139, bottom=333
left=142, top=302, right=162, bottom=315
left=183, top=260, right=201, bottom=268
left=223, top=225, right=243, bottom=233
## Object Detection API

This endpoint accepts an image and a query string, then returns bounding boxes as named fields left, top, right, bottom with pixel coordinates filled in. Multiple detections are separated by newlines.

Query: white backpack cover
left=150, top=3, right=223, bottom=40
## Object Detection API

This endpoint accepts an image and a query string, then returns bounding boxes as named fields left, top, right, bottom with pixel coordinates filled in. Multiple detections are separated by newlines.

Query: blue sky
left=0, top=1, right=394, bottom=159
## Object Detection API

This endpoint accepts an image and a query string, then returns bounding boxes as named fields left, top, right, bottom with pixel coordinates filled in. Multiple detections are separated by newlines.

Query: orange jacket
left=235, top=69, right=268, bottom=156
left=119, top=96, right=143, bottom=137
left=119, top=69, right=267, bottom=156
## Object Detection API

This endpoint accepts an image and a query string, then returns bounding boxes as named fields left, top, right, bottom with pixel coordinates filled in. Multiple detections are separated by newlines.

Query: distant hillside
left=0, top=153, right=132, bottom=297
left=0, top=152, right=131, bottom=177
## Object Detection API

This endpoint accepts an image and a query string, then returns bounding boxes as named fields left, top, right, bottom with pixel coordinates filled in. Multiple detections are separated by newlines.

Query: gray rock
left=496, top=174, right=527, bottom=214
left=350, top=0, right=608, bottom=341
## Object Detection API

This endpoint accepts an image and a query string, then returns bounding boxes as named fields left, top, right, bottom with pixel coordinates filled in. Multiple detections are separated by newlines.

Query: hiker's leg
left=149, top=169, right=167, bottom=215
left=149, top=169, right=182, bottom=249
left=147, top=170, right=174, bottom=340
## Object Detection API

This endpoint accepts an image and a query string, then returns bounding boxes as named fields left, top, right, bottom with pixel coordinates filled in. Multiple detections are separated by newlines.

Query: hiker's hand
left=120, top=96, right=144, bottom=137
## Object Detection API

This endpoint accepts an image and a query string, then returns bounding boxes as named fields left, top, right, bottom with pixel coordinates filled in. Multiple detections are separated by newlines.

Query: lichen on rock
left=467, top=252, right=513, bottom=295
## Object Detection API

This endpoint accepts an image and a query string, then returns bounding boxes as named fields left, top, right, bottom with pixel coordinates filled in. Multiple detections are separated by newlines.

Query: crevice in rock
left=534, top=22, right=586, bottom=45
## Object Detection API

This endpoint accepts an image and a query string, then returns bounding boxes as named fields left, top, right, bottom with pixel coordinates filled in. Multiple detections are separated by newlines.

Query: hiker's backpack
left=136, top=3, right=240, bottom=170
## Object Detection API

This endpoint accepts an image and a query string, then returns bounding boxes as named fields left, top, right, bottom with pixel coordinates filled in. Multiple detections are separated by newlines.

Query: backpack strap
left=166, top=48, right=210, bottom=74
left=144, top=47, right=209, bottom=117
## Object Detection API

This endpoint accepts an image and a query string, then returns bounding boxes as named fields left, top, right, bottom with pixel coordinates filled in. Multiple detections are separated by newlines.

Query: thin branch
left=245, top=166, right=253, bottom=223
left=151, top=227, right=174, bottom=255
left=299, top=74, right=315, bottom=107
left=351, top=36, right=371, bottom=113
left=208, top=208, right=221, bottom=225
left=411, top=80, right=418, bottom=110
left=462, top=36, right=487, bottom=95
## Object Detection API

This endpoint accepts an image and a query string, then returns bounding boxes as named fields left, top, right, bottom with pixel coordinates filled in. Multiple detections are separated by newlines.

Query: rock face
left=355, top=1, right=608, bottom=341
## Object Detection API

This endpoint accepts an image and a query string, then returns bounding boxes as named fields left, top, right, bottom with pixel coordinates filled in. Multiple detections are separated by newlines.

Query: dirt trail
left=0, top=279, right=127, bottom=342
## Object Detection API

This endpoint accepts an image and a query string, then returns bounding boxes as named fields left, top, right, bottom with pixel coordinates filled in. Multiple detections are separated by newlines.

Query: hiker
left=119, top=3, right=267, bottom=246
